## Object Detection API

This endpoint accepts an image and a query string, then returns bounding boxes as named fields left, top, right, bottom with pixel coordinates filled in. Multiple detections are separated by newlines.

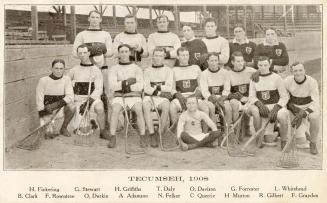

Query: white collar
left=232, top=38, right=249, bottom=44
left=263, top=39, right=279, bottom=46
left=186, top=37, right=196, bottom=42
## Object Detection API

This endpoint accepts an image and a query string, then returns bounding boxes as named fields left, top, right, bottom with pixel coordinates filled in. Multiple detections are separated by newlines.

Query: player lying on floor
left=228, top=51, right=256, bottom=135
left=68, top=44, right=107, bottom=139
left=143, top=47, right=174, bottom=148
left=170, top=47, right=209, bottom=125
left=284, top=62, right=320, bottom=155
left=248, top=56, right=289, bottom=150
left=200, top=52, right=232, bottom=126
left=177, top=96, right=221, bottom=151
left=36, top=59, right=75, bottom=138
left=109, top=44, right=146, bottom=148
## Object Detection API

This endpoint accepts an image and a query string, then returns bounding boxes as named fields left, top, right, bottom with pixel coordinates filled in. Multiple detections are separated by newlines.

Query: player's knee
left=198, top=103, right=209, bottom=114
left=248, top=105, right=259, bottom=117
left=160, top=101, right=170, bottom=113
left=142, top=101, right=152, bottom=112
left=170, top=102, right=178, bottom=113
left=230, top=99, right=239, bottom=110
left=277, top=109, right=288, bottom=123
left=66, top=103, right=76, bottom=112
left=308, top=111, right=320, bottom=122
left=111, top=104, right=121, bottom=115
left=94, top=103, right=104, bottom=114
left=133, top=103, right=143, bottom=115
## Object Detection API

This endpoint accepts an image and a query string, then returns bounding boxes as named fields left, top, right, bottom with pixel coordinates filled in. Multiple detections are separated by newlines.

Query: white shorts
left=190, top=133, right=209, bottom=142
left=172, top=98, right=204, bottom=112
left=112, top=97, right=142, bottom=109
left=143, top=96, right=169, bottom=109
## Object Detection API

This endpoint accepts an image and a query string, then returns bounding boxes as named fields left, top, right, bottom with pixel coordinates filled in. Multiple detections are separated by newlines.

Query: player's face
left=205, top=22, right=217, bottom=36
left=52, top=62, right=65, bottom=78
left=88, top=12, right=102, bottom=28
left=232, top=56, right=245, bottom=71
left=265, top=29, right=277, bottom=43
left=77, top=47, right=91, bottom=63
left=292, top=64, right=306, bottom=80
left=157, top=17, right=169, bottom=31
left=207, top=55, right=219, bottom=71
left=234, top=27, right=245, bottom=40
left=119, top=46, right=131, bottom=62
left=125, top=17, right=137, bottom=32
left=257, top=60, right=271, bottom=72
left=177, top=51, right=190, bottom=65
left=152, top=51, right=165, bottom=65
left=183, top=26, right=194, bottom=40
left=186, top=97, right=198, bottom=112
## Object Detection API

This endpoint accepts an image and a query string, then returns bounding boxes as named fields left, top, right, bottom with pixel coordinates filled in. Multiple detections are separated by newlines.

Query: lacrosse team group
left=36, top=9, right=320, bottom=155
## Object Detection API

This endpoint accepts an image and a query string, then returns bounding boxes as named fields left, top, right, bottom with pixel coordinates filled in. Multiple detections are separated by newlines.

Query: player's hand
left=291, top=109, right=307, bottom=129
left=255, top=100, right=270, bottom=118
left=174, top=92, right=187, bottom=110
left=227, top=92, right=243, bottom=101
left=208, top=95, right=219, bottom=104
left=160, top=92, right=173, bottom=101
left=79, top=98, right=95, bottom=115
left=269, top=104, right=282, bottom=123
left=250, top=70, right=260, bottom=83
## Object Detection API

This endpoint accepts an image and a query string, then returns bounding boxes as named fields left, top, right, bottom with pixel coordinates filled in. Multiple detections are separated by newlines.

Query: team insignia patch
left=275, top=49, right=282, bottom=57
left=182, top=80, right=191, bottom=88
left=261, top=91, right=270, bottom=100
left=212, top=86, right=220, bottom=95
left=194, top=53, right=201, bottom=60
left=238, top=85, right=247, bottom=94
left=245, top=47, right=252, bottom=54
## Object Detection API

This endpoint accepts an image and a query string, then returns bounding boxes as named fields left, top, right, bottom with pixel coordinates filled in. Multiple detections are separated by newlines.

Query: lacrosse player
left=181, top=25, right=208, bottom=70
left=248, top=56, right=289, bottom=150
left=147, top=14, right=181, bottom=67
left=177, top=96, right=221, bottom=151
left=284, top=62, right=320, bottom=154
left=68, top=44, right=108, bottom=139
left=169, top=47, right=208, bottom=125
left=143, top=47, right=174, bottom=147
left=36, top=59, right=75, bottom=138
left=228, top=51, right=256, bottom=126
left=113, top=14, right=148, bottom=64
left=109, top=44, right=146, bottom=148
left=202, top=18, right=230, bottom=65
left=200, top=52, right=232, bottom=126
left=227, top=25, right=256, bottom=69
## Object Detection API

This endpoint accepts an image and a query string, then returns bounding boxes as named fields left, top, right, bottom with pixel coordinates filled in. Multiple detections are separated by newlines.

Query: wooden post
left=251, top=7, right=255, bottom=38
left=173, top=5, right=179, bottom=33
left=261, top=6, right=264, bottom=19
left=112, top=5, right=117, bottom=27
left=70, top=6, right=76, bottom=42
left=284, top=5, right=288, bottom=32
left=63, top=6, right=67, bottom=26
left=202, top=5, right=208, bottom=28
left=226, top=6, right=230, bottom=39
left=235, top=6, right=238, bottom=23
left=273, top=5, right=276, bottom=26
left=132, top=6, right=137, bottom=17
left=31, top=6, right=38, bottom=40
left=243, top=6, right=247, bottom=33
left=149, top=6, right=153, bottom=29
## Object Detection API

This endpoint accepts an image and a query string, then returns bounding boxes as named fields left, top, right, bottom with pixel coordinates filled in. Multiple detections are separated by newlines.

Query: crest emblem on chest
left=275, top=49, right=282, bottom=57
left=245, top=46, right=252, bottom=54
left=261, top=91, right=270, bottom=100
left=212, top=86, right=220, bottom=95
left=182, top=80, right=191, bottom=88
left=238, top=85, right=247, bottom=94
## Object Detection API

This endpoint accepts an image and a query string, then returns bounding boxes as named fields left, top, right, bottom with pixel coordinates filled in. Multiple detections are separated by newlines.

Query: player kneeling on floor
left=36, top=59, right=75, bottom=138
left=177, top=96, right=221, bottom=151
left=68, top=44, right=108, bottom=139
left=228, top=51, right=256, bottom=135
left=143, top=47, right=174, bottom=147
left=284, top=62, right=320, bottom=155
left=248, top=56, right=289, bottom=150
left=109, top=44, right=146, bottom=148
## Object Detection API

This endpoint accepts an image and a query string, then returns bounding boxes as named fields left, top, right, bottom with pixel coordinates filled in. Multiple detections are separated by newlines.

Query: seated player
left=36, top=59, right=75, bottom=138
left=284, top=62, right=320, bottom=155
left=248, top=56, right=289, bottom=150
left=68, top=44, right=108, bottom=139
left=228, top=51, right=256, bottom=132
left=169, top=47, right=209, bottom=125
left=200, top=52, right=232, bottom=126
left=143, top=48, right=174, bottom=147
left=177, top=96, right=221, bottom=151
left=109, top=44, right=146, bottom=148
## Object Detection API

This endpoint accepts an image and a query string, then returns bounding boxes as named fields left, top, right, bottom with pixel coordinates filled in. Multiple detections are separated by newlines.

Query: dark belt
left=289, top=94, right=312, bottom=105
left=209, top=85, right=223, bottom=96
left=44, top=95, right=65, bottom=105
left=101, top=65, right=108, bottom=70
left=231, top=83, right=249, bottom=97
left=74, top=82, right=95, bottom=95
left=256, top=89, right=280, bottom=105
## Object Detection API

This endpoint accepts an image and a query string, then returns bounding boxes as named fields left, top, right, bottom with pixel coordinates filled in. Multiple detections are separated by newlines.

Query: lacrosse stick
left=277, top=127, right=299, bottom=168
left=15, top=107, right=62, bottom=151
left=150, top=96, right=164, bottom=151
left=74, top=69, right=94, bottom=147
left=122, top=96, right=146, bottom=155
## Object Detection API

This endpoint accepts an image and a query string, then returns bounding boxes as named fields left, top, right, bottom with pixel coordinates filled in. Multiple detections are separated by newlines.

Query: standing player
left=36, top=59, right=75, bottom=138
left=170, top=47, right=208, bottom=125
left=109, top=44, right=146, bottom=148
left=143, top=48, right=174, bottom=147
left=113, top=14, right=148, bottom=65
left=181, top=25, right=208, bottom=70
left=284, top=62, right=320, bottom=154
left=202, top=18, right=230, bottom=65
left=200, top=52, right=232, bottom=126
left=177, top=96, right=220, bottom=151
left=228, top=52, right=256, bottom=126
left=148, top=14, right=181, bottom=67
left=248, top=56, right=289, bottom=150
left=68, top=45, right=107, bottom=139
left=227, top=25, right=256, bottom=69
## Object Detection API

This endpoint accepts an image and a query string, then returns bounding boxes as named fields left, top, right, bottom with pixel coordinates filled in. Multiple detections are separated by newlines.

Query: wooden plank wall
left=4, top=45, right=79, bottom=148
